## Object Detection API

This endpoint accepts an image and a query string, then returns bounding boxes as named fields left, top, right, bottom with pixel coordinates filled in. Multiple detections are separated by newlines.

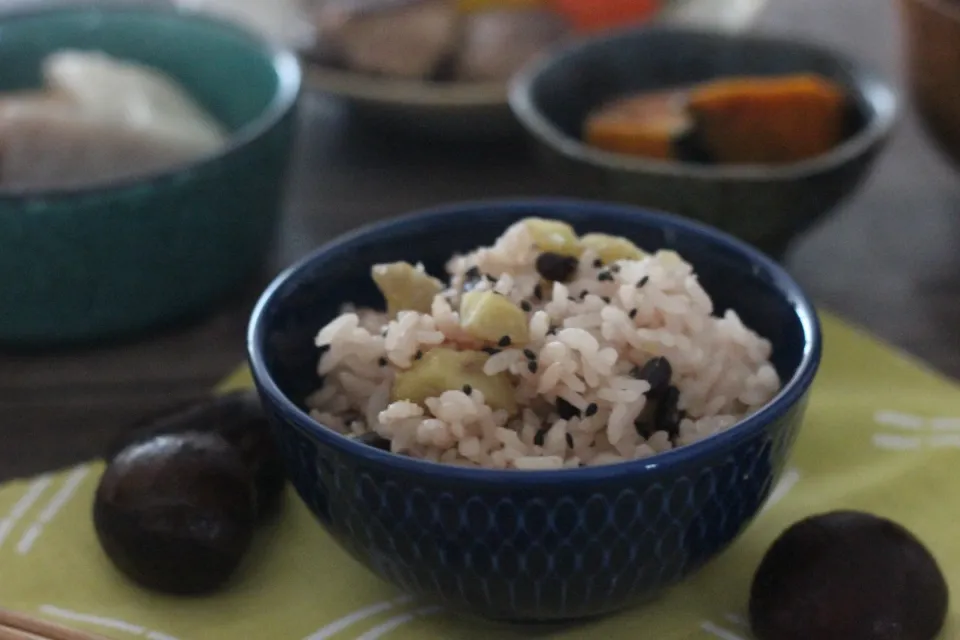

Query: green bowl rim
left=0, top=1, right=302, bottom=201
left=508, top=24, right=900, bottom=181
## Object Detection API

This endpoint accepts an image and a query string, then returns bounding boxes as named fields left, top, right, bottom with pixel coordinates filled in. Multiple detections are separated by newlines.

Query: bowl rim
left=303, top=62, right=507, bottom=107
left=247, top=197, right=823, bottom=486
left=0, top=0, right=302, bottom=201
left=507, top=24, right=899, bottom=181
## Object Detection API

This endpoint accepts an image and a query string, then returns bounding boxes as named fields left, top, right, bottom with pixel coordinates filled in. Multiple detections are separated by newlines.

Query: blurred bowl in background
left=508, top=26, right=898, bottom=258
left=900, top=0, right=960, bottom=168
left=0, top=3, right=301, bottom=346
left=303, top=0, right=769, bottom=140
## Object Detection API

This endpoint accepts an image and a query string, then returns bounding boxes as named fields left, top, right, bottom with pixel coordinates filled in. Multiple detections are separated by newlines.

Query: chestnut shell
left=749, top=510, right=949, bottom=640
left=94, top=431, right=256, bottom=595
left=107, top=390, right=286, bottom=520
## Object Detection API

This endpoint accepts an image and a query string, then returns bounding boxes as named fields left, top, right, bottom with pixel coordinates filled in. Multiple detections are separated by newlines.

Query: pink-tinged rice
left=306, top=221, right=780, bottom=470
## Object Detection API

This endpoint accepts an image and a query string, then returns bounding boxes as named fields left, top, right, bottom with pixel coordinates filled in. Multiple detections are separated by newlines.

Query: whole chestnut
left=106, top=390, right=286, bottom=520
left=749, top=510, right=949, bottom=640
left=94, top=431, right=256, bottom=595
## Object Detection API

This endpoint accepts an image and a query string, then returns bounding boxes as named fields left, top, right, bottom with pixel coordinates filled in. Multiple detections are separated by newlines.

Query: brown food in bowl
left=584, top=73, right=850, bottom=165
left=688, top=74, right=848, bottom=164
left=582, top=88, right=691, bottom=160
left=313, top=0, right=460, bottom=79
left=310, top=0, right=571, bottom=83
left=455, top=8, right=570, bottom=82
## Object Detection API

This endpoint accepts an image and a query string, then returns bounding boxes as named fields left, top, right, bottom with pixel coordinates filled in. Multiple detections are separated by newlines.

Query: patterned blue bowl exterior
left=248, top=199, right=821, bottom=621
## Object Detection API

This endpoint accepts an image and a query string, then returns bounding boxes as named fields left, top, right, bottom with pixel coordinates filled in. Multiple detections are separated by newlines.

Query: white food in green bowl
left=0, top=50, right=227, bottom=189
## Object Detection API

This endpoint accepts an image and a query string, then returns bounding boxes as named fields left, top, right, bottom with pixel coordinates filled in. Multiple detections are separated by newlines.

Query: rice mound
left=307, top=220, right=780, bottom=470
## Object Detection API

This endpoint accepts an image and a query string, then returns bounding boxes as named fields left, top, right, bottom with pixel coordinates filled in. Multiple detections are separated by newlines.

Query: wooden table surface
left=1, top=0, right=958, bottom=481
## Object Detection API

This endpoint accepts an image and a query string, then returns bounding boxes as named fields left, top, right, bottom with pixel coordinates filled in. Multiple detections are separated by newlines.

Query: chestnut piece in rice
left=308, top=218, right=780, bottom=470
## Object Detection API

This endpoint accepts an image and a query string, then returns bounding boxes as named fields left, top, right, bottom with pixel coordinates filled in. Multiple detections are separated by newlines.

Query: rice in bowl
left=307, top=218, right=780, bottom=470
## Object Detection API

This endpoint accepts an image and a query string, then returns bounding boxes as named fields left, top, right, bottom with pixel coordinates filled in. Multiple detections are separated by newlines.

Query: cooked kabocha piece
left=583, top=73, right=849, bottom=165
left=688, top=73, right=848, bottom=165
left=583, top=88, right=693, bottom=161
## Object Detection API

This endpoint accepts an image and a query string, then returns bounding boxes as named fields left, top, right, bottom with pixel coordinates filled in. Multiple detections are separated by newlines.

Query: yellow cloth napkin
left=1, top=312, right=957, bottom=640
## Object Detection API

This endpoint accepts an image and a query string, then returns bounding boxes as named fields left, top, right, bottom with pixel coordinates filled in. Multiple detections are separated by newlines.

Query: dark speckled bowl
left=248, top=199, right=821, bottom=622
left=0, top=3, right=300, bottom=346
left=508, top=27, right=898, bottom=258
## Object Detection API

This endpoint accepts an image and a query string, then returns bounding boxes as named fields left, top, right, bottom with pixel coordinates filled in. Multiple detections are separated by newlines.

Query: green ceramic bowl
left=0, top=3, right=301, bottom=346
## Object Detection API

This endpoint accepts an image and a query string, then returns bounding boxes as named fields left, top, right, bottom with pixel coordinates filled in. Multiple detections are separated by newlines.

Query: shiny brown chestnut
left=94, top=431, right=256, bottom=595
left=106, top=390, right=286, bottom=520
left=750, top=510, right=949, bottom=640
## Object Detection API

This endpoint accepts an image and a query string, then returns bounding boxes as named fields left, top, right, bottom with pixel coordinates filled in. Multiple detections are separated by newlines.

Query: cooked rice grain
left=308, top=220, right=780, bottom=470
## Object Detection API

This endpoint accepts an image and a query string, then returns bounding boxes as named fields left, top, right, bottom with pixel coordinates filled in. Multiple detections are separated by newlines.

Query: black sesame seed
left=655, top=385, right=682, bottom=437
left=533, top=284, right=543, bottom=300
left=520, top=300, right=532, bottom=312
left=610, top=264, right=621, bottom=273
left=601, top=296, right=611, bottom=304
left=482, top=346, right=501, bottom=356
left=637, top=356, right=673, bottom=397
left=579, top=290, right=588, bottom=300
left=534, top=429, right=547, bottom=447
left=556, top=397, right=581, bottom=420
left=592, top=258, right=603, bottom=268
left=584, top=403, right=598, bottom=417
left=414, top=350, right=423, bottom=360
left=637, top=276, right=650, bottom=288
left=565, top=433, right=574, bottom=448
left=528, top=361, right=539, bottom=374
left=597, top=271, right=614, bottom=282
left=462, top=384, right=473, bottom=395
left=523, top=348, right=537, bottom=360
left=634, top=419, right=655, bottom=439
left=498, top=335, right=512, bottom=348
left=378, top=357, right=388, bottom=367
left=465, top=266, right=481, bottom=280
left=485, top=273, right=498, bottom=282
left=629, top=308, right=638, bottom=319
left=568, top=296, right=577, bottom=302
left=535, top=252, right=579, bottom=283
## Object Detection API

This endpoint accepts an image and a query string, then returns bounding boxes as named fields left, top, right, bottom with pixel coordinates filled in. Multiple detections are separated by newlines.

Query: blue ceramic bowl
left=508, top=27, right=898, bottom=258
left=247, top=199, right=821, bottom=621
left=0, top=3, right=301, bottom=345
